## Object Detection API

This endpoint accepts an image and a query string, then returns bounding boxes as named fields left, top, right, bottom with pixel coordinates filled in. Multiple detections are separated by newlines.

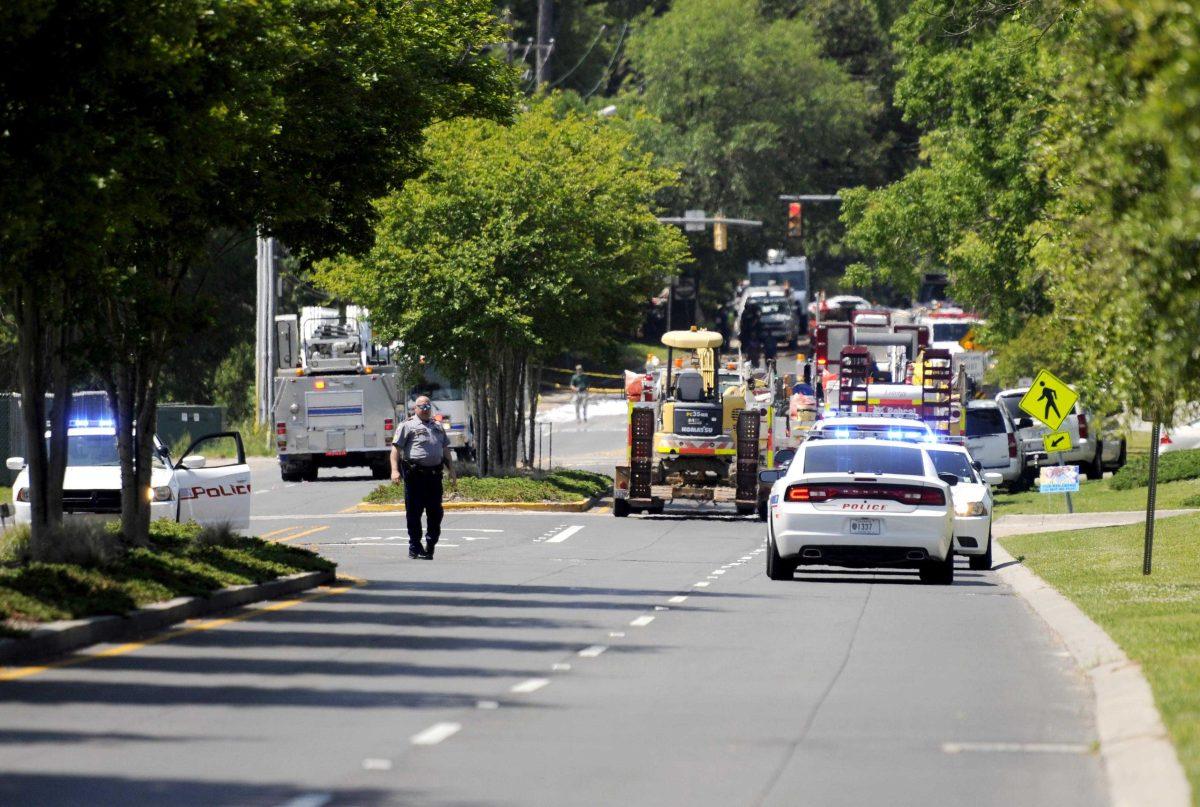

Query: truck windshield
left=411, top=367, right=463, bottom=402
left=803, top=444, right=925, bottom=476
left=932, top=322, right=973, bottom=342
left=758, top=300, right=790, bottom=316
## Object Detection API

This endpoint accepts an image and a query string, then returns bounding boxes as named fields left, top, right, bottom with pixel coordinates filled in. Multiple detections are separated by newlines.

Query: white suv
left=964, top=400, right=1026, bottom=490
left=762, top=438, right=956, bottom=584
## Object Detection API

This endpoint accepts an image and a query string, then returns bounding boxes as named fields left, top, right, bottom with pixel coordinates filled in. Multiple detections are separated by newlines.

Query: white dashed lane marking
left=578, top=645, right=607, bottom=658
left=362, top=758, right=392, bottom=771
left=942, top=742, right=1090, bottom=755
left=411, top=722, right=462, bottom=746
left=629, top=615, right=655, bottom=627
left=668, top=595, right=688, bottom=604
left=545, top=525, right=584, bottom=544
left=278, top=794, right=332, bottom=807
left=694, top=581, right=710, bottom=588
left=511, top=678, right=550, bottom=694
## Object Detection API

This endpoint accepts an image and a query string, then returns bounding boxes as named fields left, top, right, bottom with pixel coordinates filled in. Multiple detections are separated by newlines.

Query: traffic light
left=713, top=216, right=727, bottom=252
left=787, top=202, right=803, bottom=239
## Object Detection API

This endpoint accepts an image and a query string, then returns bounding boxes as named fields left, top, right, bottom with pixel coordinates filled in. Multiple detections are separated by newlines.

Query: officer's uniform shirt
left=394, top=415, right=450, bottom=468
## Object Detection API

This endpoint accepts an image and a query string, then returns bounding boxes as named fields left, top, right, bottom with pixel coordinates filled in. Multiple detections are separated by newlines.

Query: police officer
left=391, top=395, right=456, bottom=559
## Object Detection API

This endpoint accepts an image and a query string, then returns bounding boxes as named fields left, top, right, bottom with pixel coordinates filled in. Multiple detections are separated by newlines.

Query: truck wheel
left=613, top=498, right=631, bottom=518
left=757, top=500, right=768, bottom=522
left=1006, top=473, right=1032, bottom=494
left=371, top=463, right=391, bottom=481
left=1085, top=449, right=1104, bottom=481
left=280, top=465, right=302, bottom=483
left=301, top=463, right=319, bottom=482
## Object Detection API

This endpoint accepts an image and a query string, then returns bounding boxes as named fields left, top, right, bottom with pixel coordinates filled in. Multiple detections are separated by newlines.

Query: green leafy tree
left=839, top=1, right=1065, bottom=336
left=621, top=0, right=881, bottom=306
left=315, top=96, right=689, bottom=472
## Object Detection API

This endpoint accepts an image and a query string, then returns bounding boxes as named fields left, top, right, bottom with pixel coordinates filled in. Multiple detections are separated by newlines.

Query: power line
left=549, top=24, right=608, bottom=88
left=583, top=20, right=629, bottom=99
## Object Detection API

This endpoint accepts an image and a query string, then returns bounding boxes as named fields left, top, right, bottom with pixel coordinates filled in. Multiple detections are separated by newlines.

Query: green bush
left=364, top=469, right=612, bottom=504
left=0, top=518, right=334, bottom=628
left=1110, top=448, right=1200, bottom=490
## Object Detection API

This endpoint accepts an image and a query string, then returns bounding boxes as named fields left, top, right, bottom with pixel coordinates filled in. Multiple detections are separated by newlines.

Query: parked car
left=924, top=443, right=1000, bottom=570
left=761, top=438, right=957, bottom=584
left=964, top=400, right=1027, bottom=491
left=995, top=388, right=1125, bottom=480
left=8, top=426, right=251, bottom=529
left=1160, top=416, right=1200, bottom=453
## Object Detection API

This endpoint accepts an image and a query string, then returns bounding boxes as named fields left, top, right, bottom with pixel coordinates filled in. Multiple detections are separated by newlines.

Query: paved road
left=0, top=414, right=1109, bottom=806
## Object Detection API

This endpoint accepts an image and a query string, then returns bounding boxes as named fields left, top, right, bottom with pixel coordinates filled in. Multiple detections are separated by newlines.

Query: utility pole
left=255, top=235, right=278, bottom=426
left=535, top=0, right=553, bottom=86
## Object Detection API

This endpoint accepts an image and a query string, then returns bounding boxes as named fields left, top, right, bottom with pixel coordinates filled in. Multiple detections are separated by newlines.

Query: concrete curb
left=0, top=569, right=335, bottom=666
left=993, top=541, right=1191, bottom=807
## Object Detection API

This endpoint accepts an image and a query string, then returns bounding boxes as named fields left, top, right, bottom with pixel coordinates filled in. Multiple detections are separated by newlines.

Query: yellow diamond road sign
left=1019, top=369, right=1078, bottom=432
left=1043, top=430, right=1072, bottom=454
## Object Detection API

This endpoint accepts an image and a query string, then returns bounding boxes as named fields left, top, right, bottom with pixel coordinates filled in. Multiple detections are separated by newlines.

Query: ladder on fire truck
left=837, top=345, right=872, bottom=412
left=919, top=348, right=954, bottom=434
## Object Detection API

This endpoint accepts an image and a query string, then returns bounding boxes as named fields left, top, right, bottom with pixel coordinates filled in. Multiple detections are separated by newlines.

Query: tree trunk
left=107, top=347, right=160, bottom=546
left=13, top=278, right=72, bottom=560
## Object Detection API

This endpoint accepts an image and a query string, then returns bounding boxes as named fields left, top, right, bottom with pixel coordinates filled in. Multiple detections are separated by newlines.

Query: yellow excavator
left=613, top=328, right=761, bottom=516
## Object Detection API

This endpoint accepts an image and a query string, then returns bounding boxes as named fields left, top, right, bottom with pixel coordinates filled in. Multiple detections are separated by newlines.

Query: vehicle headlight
left=151, top=485, right=174, bottom=503
left=14, top=488, right=28, bottom=503
left=955, top=501, right=987, bottom=517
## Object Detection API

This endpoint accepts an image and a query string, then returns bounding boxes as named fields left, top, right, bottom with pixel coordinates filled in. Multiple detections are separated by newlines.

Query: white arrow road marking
left=546, top=525, right=584, bottom=543
left=511, top=678, right=550, bottom=694
left=411, top=722, right=462, bottom=746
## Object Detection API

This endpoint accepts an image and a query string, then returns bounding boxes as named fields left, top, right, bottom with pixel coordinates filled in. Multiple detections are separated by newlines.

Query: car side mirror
left=180, top=455, right=207, bottom=470
left=758, top=469, right=781, bottom=485
left=5, top=457, right=24, bottom=472
left=983, top=472, right=1004, bottom=485
left=937, top=472, right=959, bottom=487
left=971, top=460, right=982, bottom=472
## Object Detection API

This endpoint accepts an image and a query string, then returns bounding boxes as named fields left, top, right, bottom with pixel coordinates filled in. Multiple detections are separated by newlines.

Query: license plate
left=848, top=518, right=881, bottom=536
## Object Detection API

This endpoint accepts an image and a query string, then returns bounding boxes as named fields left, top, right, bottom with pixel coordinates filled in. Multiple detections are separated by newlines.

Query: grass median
left=0, top=520, right=334, bottom=636
left=364, top=468, right=612, bottom=505
left=994, top=477, right=1200, bottom=516
left=1002, top=514, right=1200, bottom=798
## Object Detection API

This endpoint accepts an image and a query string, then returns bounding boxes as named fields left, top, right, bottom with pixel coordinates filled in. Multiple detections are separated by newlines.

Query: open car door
left=174, top=432, right=252, bottom=530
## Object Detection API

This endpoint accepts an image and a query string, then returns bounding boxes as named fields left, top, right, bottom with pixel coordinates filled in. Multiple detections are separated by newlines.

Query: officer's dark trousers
left=404, top=467, right=444, bottom=550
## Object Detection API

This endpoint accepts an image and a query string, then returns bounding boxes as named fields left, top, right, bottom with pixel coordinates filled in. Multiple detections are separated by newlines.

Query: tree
left=839, top=1, right=1065, bottom=336
left=621, top=0, right=881, bottom=308
left=314, top=96, right=689, bottom=472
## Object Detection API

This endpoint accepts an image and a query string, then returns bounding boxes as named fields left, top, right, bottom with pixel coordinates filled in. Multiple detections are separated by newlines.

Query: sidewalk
left=994, top=509, right=1196, bottom=538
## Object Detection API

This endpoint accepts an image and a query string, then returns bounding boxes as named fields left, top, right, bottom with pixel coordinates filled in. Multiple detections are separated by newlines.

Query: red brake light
left=785, top=483, right=944, bottom=506
left=1077, top=412, right=1088, bottom=439
left=1008, top=432, right=1018, bottom=458
left=384, top=418, right=394, bottom=432
left=275, top=422, right=287, bottom=436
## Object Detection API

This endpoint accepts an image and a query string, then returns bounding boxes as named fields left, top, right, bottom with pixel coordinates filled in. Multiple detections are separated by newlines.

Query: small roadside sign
left=1019, top=369, right=1078, bottom=431
left=1039, top=465, right=1080, bottom=494
left=683, top=209, right=706, bottom=232
left=1043, top=430, right=1073, bottom=454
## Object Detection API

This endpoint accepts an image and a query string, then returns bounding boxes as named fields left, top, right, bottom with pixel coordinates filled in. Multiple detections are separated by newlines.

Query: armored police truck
left=272, top=307, right=405, bottom=481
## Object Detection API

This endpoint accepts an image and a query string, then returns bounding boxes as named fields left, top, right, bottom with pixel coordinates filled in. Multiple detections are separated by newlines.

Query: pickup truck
left=995, top=388, right=1126, bottom=480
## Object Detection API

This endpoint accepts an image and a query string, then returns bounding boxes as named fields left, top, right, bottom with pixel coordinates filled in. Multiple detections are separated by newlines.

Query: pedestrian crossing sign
left=1043, top=430, right=1073, bottom=454
left=1019, top=370, right=1078, bottom=431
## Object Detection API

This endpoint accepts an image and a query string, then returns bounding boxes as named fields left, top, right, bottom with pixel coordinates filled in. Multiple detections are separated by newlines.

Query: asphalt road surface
left=0, top=406, right=1109, bottom=806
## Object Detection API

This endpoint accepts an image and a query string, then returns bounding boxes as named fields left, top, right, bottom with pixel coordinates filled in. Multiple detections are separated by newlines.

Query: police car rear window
left=966, top=408, right=1006, bottom=436
left=803, top=444, right=925, bottom=476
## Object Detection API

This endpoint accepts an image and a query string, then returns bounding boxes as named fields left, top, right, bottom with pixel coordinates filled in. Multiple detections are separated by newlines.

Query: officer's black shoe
left=424, top=542, right=436, bottom=560
left=409, top=546, right=427, bottom=560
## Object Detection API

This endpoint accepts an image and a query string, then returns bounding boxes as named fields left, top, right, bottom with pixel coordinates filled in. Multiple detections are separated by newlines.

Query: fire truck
left=272, top=307, right=405, bottom=482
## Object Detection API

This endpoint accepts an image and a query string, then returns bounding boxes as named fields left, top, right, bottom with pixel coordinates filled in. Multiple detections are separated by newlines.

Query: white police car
left=8, top=424, right=251, bottom=529
left=762, top=438, right=957, bottom=584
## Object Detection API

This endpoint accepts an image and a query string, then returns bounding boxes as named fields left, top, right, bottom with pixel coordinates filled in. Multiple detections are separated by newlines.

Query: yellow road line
left=0, top=577, right=364, bottom=683
left=259, top=526, right=300, bottom=539
left=273, top=525, right=328, bottom=543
